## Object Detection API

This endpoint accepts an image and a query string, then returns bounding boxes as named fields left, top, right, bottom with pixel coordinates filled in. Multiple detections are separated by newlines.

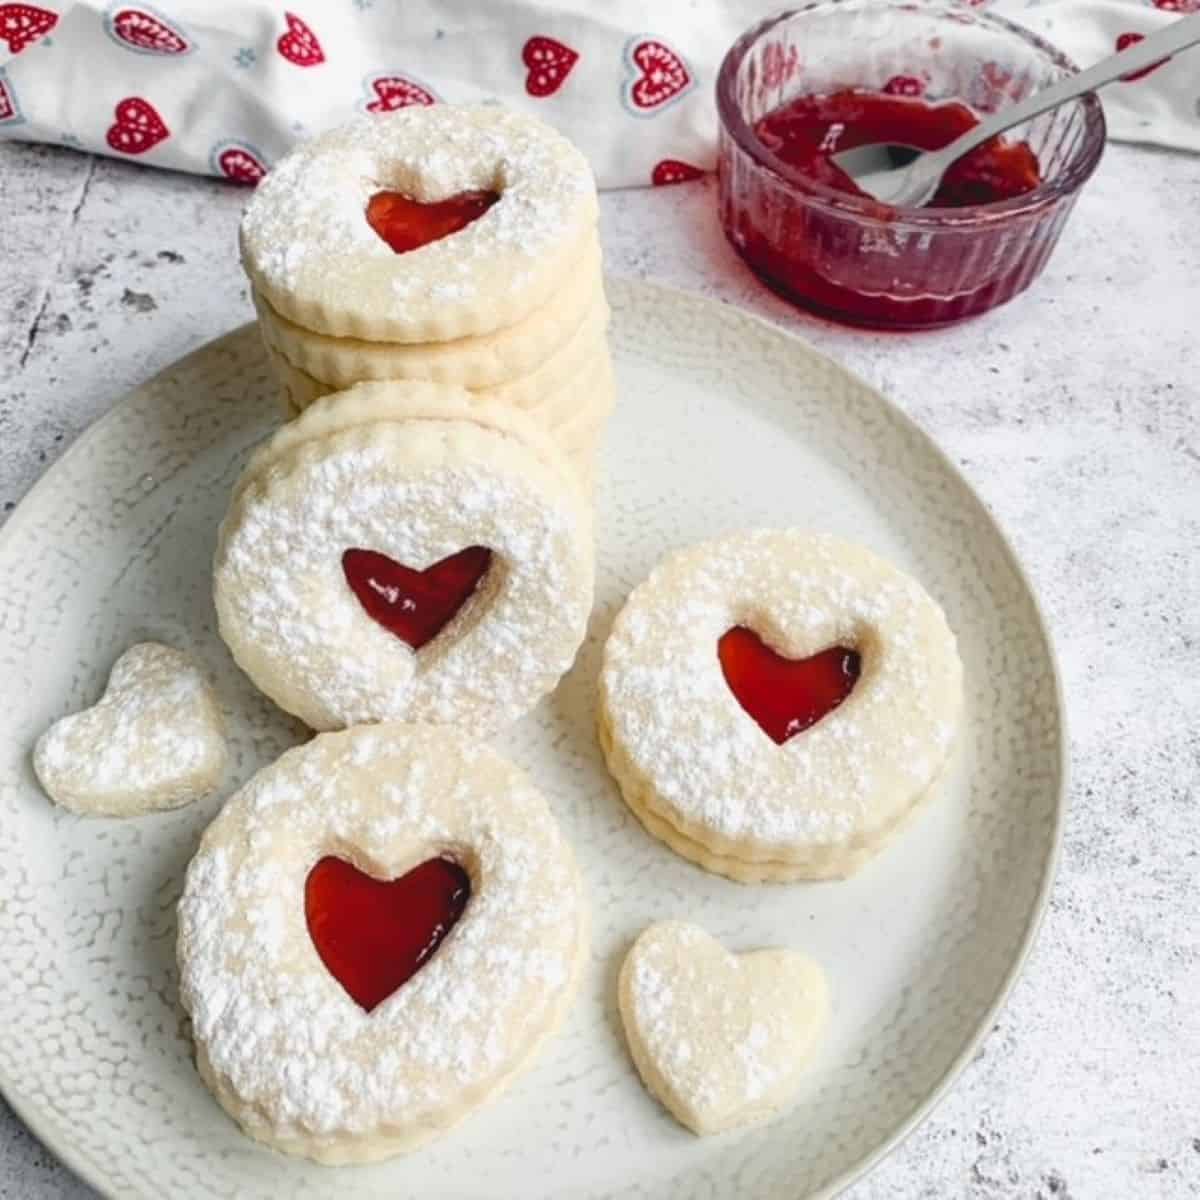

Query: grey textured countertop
left=1, top=139, right=1198, bottom=1199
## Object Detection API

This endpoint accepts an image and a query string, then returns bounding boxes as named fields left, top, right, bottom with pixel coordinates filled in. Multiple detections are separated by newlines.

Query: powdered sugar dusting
left=214, top=415, right=593, bottom=733
left=32, top=642, right=227, bottom=816
left=240, top=105, right=597, bottom=339
left=600, top=531, right=962, bottom=860
left=620, top=921, right=828, bottom=1135
left=177, top=725, right=586, bottom=1155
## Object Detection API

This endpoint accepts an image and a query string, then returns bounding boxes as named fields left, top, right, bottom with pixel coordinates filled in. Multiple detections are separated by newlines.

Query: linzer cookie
left=214, top=383, right=593, bottom=732
left=177, top=724, right=588, bottom=1163
left=598, top=531, right=962, bottom=881
left=240, top=105, right=598, bottom=343
left=241, top=103, right=615, bottom=491
left=261, top=302, right=613, bottom=439
left=253, top=240, right=605, bottom=391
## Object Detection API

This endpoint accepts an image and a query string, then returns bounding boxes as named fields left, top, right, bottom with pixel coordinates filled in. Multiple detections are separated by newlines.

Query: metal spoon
left=832, top=13, right=1200, bottom=208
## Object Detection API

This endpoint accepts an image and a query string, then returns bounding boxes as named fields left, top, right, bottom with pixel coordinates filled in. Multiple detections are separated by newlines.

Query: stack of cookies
left=240, top=104, right=613, bottom=491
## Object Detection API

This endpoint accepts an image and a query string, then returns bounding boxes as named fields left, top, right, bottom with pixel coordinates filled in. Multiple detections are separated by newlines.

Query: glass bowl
left=716, top=0, right=1106, bottom=329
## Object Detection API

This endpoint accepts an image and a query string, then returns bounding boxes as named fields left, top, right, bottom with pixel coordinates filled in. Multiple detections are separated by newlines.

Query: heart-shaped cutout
left=342, top=545, right=492, bottom=649
left=32, top=642, right=227, bottom=815
left=619, top=921, right=829, bottom=1135
left=305, top=855, right=471, bottom=1012
left=718, top=626, right=860, bottom=744
left=365, top=189, right=499, bottom=255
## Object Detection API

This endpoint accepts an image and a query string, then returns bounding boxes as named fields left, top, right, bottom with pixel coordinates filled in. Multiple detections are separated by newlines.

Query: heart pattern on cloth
left=214, top=142, right=267, bottom=185
left=0, top=74, right=20, bottom=122
left=718, top=626, right=860, bottom=745
left=306, top=855, right=471, bottom=1013
left=107, top=7, right=189, bottom=55
left=618, top=922, right=829, bottom=1135
left=883, top=74, right=926, bottom=97
left=1116, top=31, right=1171, bottom=81
left=624, top=38, right=693, bottom=113
left=105, top=96, right=169, bottom=155
left=522, top=35, right=579, bottom=97
left=651, top=158, right=704, bottom=185
left=31, top=642, right=227, bottom=816
left=0, top=3, right=57, bottom=54
left=364, top=73, right=437, bottom=113
left=342, top=545, right=493, bottom=649
left=277, top=11, right=323, bottom=67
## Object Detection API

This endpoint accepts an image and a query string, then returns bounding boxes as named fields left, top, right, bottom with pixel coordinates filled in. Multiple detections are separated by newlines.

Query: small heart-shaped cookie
left=33, top=643, right=226, bottom=816
left=618, top=921, right=828, bottom=1135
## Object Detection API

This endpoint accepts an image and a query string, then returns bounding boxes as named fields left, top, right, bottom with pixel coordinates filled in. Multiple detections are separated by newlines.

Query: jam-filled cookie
left=214, top=383, right=594, bottom=732
left=253, top=240, right=605, bottom=392
left=599, top=531, right=962, bottom=881
left=260, top=311, right=613, bottom=452
left=240, top=105, right=598, bottom=343
left=177, top=723, right=588, bottom=1163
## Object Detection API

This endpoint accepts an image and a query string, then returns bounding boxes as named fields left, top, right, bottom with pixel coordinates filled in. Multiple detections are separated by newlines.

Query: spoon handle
left=930, top=12, right=1200, bottom=168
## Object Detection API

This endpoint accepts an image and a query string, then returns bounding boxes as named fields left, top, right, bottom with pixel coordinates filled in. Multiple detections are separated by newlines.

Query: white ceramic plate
left=0, top=279, right=1064, bottom=1199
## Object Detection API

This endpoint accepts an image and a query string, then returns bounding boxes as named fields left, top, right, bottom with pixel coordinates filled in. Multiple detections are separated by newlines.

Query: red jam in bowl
left=754, top=90, right=1041, bottom=210
left=718, top=85, right=1080, bottom=329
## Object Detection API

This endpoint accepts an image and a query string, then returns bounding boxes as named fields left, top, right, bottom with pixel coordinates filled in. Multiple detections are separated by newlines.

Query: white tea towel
left=0, top=1, right=1195, bottom=187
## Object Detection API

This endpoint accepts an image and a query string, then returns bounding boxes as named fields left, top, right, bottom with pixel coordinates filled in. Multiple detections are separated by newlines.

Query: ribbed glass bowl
left=717, top=0, right=1106, bottom=329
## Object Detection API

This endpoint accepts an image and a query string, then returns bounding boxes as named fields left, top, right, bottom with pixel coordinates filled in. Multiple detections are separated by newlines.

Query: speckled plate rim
left=704, top=297, right=1072, bottom=1199
left=682, top=286, right=1070, bottom=1200
left=0, top=277, right=1068, bottom=1199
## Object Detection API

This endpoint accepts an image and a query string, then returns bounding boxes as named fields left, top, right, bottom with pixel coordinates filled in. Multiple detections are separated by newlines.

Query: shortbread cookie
left=33, top=642, right=226, bottom=816
left=232, top=379, right=585, bottom=516
left=265, top=341, right=328, bottom=413
left=496, top=304, right=609, bottom=412
left=599, top=531, right=962, bottom=880
left=619, top=922, right=828, bottom=1135
left=177, top=723, right=588, bottom=1163
left=555, top=353, right=615, bottom=497
left=254, top=239, right=605, bottom=390
left=261, top=341, right=614, bottom=492
left=613, top=755, right=947, bottom=882
left=261, top=298, right=610, bottom=417
left=215, top=382, right=594, bottom=732
left=241, top=105, right=598, bottom=342
left=553, top=351, right=616, bottom=448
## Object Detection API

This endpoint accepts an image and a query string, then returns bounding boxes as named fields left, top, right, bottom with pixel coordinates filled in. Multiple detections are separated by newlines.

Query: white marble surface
left=1, top=138, right=1197, bottom=1199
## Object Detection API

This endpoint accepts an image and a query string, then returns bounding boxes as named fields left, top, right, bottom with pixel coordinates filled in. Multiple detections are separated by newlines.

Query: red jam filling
left=365, top=189, right=499, bottom=254
left=305, top=855, right=471, bottom=1013
left=718, top=626, right=861, bottom=745
left=754, top=89, right=1041, bottom=210
left=342, top=546, right=492, bottom=650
